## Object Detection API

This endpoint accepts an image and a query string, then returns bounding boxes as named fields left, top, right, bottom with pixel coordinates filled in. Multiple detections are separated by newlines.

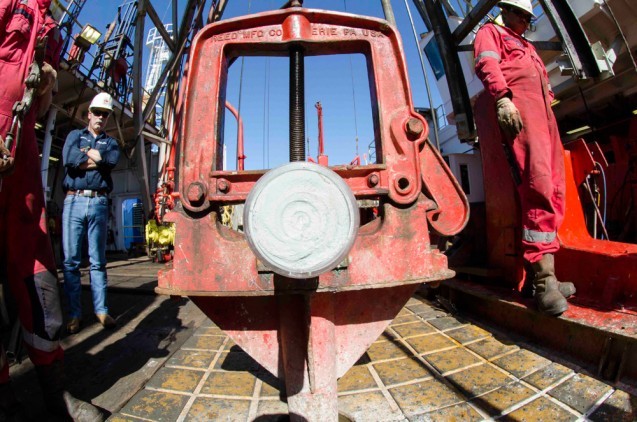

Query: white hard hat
left=499, top=0, right=535, bottom=17
left=89, top=92, right=114, bottom=112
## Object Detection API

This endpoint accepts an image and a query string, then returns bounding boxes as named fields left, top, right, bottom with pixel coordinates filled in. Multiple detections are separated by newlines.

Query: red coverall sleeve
left=0, top=0, right=16, bottom=34
left=474, top=24, right=510, bottom=100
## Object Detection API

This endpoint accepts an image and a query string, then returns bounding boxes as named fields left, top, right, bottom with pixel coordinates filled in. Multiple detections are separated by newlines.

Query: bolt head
left=367, top=173, right=379, bottom=187
left=218, top=178, right=230, bottom=193
left=406, top=118, right=424, bottom=138
left=187, top=183, right=205, bottom=203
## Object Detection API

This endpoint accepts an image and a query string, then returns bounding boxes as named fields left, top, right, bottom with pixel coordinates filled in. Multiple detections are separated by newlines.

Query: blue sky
left=77, top=1, right=445, bottom=170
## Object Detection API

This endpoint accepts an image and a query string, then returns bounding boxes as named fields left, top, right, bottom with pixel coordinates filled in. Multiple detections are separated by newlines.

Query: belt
left=67, top=189, right=108, bottom=197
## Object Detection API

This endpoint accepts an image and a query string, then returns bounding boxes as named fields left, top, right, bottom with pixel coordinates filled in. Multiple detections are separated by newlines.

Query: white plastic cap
left=243, top=162, right=359, bottom=279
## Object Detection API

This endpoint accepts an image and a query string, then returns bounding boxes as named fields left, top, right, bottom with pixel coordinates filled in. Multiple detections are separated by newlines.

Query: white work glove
left=37, top=62, right=57, bottom=97
left=36, top=63, right=57, bottom=118
left=496, top=97, right=523, bottom=140
left=0, top=135, right=15, bottom=177
left=24, top=62, right=40, bottom=89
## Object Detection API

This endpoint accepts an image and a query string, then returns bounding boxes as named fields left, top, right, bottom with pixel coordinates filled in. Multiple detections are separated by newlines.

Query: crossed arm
left=79, top=148, right=102, bottom=169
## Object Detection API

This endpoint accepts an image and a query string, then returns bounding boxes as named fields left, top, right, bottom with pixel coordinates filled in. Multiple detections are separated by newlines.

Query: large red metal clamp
left=157, top=6, right=468, bottom=420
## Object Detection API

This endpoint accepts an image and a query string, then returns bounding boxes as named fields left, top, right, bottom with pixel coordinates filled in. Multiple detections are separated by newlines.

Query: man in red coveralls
left=473, top=0, right=576, bottom=316
left=0, top=0, right=103, bottom=419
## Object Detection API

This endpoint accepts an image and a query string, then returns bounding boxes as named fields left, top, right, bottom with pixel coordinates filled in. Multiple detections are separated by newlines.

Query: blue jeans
left=62, top=194, right=110, bottom=318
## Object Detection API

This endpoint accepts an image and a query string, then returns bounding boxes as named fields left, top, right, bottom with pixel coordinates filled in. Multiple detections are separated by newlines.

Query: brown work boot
left=522, top=261, right=576, bottom=298
left=530, top=254, right=569, bottom=316
left=66, top=318, right=81, bottom=334
left=0, top=381, right=28, bottom=421
left=96, top=314, right=116, bottom=329
left=35, top=360, right=104, bottom=421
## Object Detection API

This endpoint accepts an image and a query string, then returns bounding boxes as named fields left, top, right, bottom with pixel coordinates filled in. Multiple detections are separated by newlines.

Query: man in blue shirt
left=62, top=92, right=120, bottom=334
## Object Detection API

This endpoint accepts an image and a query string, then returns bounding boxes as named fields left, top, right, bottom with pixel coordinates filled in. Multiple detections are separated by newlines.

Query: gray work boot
left=530, top=254, right=569, bottom=316
left=35, top=360, right=105, bottom=421
left=63, top=392, right=105, bottom=422
left=557, top=279, right=576, bottom=298
left=522, top=259, right=576, bottom=298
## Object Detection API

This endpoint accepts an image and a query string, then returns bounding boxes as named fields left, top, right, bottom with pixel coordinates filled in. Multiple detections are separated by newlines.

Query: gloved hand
left=24, top=62, right=40, bottom=89
left=36, top=62, right=58, bottom=118
left=496, top=97, right=523, bottom=140
left=37, top=62, right=57, bottom=97
left=0, top=135, right=15, bottom=177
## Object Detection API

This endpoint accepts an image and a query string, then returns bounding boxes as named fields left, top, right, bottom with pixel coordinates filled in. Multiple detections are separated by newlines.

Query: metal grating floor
left=109, top=295, right=637, bottom=421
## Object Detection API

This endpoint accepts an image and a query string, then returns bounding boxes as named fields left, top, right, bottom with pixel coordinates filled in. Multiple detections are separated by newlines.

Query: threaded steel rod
left=289, top=46, right=306, bottom=162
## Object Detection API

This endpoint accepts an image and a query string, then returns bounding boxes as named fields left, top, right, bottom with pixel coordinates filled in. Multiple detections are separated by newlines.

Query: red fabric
left=475, top=23, right=554, bottom=102
left=474, top=22, right=565, bottom=263
left=0, top=0, right=63, bottom=370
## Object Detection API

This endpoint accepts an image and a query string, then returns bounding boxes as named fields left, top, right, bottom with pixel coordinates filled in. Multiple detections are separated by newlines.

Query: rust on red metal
left=157, top=7, right=468, bottom=420
left=159, top=197, right=453, bottom=295
left=419, top=140, right=470, bottom=236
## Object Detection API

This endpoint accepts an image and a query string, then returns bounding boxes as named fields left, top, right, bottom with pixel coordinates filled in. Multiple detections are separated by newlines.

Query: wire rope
left=344, top=0, right=360, bottom=160
left=235, top=0, right=252, bottom=169
left=595, top=161, right=608, bottom=235
left=262, top=58, right=270, bottom=169
left=403, top=0, right=441, bottom=150
left=348, top=57, right=360, bottom=160
left=584, top=173, right=610, bottom=240
left=160, top=1, right=171, bottom=22
left=266, top=58, right=270, bottom=168
left=261, top=0, right=274, bottom=169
